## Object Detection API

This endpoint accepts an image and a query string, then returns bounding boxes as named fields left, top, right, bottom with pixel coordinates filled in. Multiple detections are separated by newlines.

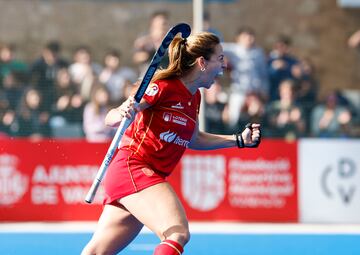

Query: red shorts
left=103, top=150, right=167, bottom=205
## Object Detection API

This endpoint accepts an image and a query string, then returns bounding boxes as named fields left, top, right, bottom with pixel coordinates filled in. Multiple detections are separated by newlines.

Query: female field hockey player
left=81, top=32, right=261, bottom=255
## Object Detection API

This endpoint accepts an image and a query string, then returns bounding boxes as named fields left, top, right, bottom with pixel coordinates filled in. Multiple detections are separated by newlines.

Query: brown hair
left=152, top=32, right=220, bottom=82
left=90, top=84, right=110, bottom=115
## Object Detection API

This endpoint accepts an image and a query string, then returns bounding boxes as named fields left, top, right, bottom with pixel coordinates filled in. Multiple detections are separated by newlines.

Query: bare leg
left=81, top=204, right=143, bottom=255
left=120, top=182, right=190, bottom=247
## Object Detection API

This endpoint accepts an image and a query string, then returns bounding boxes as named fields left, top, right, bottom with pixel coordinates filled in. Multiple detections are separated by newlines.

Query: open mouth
left=216, top=71, right=224, bottom=77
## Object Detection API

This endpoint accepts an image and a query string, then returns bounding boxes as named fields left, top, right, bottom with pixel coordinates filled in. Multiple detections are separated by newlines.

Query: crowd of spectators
left=0, top=10, right=359, bottom=141
left=0, top=41, right=136, bottom=141
left=210, top=26, right=359, bottom=139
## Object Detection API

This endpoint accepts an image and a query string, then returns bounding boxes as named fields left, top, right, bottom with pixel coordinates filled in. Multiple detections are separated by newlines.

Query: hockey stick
left=85, top=23, right=191, bottom=203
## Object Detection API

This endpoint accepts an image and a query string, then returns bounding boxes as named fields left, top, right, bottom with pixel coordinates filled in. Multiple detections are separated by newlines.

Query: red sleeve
left=142, top=81, right=164, bottom=106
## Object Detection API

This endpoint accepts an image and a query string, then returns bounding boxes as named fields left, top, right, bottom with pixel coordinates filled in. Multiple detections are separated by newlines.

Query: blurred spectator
left=311, top=91, right=353, bottom=137
left=237, top=92, right=267, bottom=130
left=83, top=85, right=114, bottom=142
left=30, top=40, right=69, bottom=109
left=133, top=10, right=170, bottom=75
left=204, top=79, right=228, bottom=134
left=50, top=67, right=84, bottom=129
left=222, top=26, right=269, bottom=131
left=0, top=110, right=18, bottom=137
left=16, top=87, right=51, bottom=138
left=331, top=89, right=359, bottom=121
left=2, top=71, right=27, bottom=110
left=268, top=35, right=301, bottom=101
left=0, top=43, right=28, bottom=87
left=267, top=79, right=306, bottom=139
left=203, top=11, right=224, bottom=42
left=0, top=92, right=18, bottom=136
left=294, top=58, right=318, bottom=105
left=292, top=57, right=319, bottom=134
left=99, top=49, right=137, bottom=105
left=69, top=45, right=102, bottom=101
left=348, top=29, right=360, bottom=49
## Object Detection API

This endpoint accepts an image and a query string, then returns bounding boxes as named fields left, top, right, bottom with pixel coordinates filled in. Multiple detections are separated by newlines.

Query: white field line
left=0, top=222, right=360, bottom=234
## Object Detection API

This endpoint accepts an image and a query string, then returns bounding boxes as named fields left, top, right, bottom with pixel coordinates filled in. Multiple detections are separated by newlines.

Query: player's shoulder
left=144, top=79, right=173, bottom=97
left=153, top=79, right=181, bottom=92
left=155, top=78, right=177, bottom=86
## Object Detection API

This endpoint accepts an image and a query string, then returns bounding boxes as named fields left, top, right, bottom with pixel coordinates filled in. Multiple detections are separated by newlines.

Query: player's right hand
left=117, top=96, right=139, bottom=120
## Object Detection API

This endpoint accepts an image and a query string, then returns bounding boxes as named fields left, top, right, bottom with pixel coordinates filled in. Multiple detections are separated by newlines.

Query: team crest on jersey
left=163, top=112, right=172, bottom=122
left=145, top=84, right=159, bottom=96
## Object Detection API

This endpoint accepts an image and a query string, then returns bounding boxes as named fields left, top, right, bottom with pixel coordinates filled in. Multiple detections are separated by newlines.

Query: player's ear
left=197, top=56, right=207, bottom=71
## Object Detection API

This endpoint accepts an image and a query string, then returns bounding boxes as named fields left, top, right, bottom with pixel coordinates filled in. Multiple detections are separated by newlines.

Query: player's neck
left=180, top=72, right=202, bottom=95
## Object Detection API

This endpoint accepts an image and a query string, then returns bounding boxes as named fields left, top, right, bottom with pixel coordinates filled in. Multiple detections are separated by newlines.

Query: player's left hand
left=241, top=123, right=261, bottom=148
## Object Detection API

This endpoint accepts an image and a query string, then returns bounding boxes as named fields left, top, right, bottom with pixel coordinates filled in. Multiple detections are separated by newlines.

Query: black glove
left=234, top=123, right=261, bottom=148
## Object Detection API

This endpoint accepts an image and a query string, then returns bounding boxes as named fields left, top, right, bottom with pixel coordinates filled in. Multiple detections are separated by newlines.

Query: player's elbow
left=188, top=137, right=205, bottom=150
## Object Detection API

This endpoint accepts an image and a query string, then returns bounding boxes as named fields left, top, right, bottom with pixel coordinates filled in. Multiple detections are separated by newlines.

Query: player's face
left=203, top=44, right=226, bottom=88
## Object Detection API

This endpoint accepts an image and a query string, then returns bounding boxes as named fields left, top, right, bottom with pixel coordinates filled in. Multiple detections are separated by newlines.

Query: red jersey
left=118, top=79, right=201, bottom=175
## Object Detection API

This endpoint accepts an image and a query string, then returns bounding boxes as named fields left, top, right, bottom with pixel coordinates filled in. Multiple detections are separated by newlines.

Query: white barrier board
left=299, top=139, right=360, bottom=223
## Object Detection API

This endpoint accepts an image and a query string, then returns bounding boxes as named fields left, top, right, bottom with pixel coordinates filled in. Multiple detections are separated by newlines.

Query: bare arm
left=189, top=131, right=236, bottom=150
left=105, top=96, right=150, bottom=128
left=189, top=122, right=261, bottom=150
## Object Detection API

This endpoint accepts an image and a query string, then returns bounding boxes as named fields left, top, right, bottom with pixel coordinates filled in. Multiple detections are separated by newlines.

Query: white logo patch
left=159, top=130, right=177, bottom=143
left=159, top=130, right=190, bottom=147
left=171, top=102, right=184, bottom=109
left=145, top=84, right=159, bottom=96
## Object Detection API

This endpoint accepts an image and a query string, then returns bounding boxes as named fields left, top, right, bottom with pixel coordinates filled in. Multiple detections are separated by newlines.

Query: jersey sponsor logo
left=0, top=154, right=29, bottom=205
left=172, top=115, right=188, bottom=126
left=171, top=102, right=184, bottom=109
left=162, top=112, right=188, bottom=126
left=174, top=136, right=190, bottom=147
left=181, top=155, right=226, bottom=211
left=145, top=84, right=159, bottom=96
left=159, top=130, right=177, bottom=143
left=159, top=130, right=190, bottom=148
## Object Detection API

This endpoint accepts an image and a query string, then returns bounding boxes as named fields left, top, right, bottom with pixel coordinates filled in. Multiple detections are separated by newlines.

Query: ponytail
left=151, top=32, right=220, bottom=82
left=151, top=36, right=190, bottom=81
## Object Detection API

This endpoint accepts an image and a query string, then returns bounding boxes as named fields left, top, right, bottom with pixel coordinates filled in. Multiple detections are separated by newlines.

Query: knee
left=177, top=229, right=191, bottom=245
left=161, top=226, right=191, bottom=246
